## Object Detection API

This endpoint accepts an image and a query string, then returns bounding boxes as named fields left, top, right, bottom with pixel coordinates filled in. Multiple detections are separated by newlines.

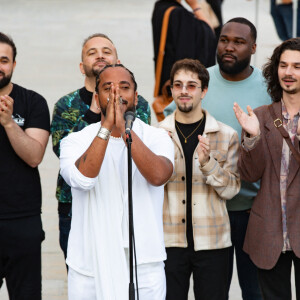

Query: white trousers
left=68, top=262, right=166, bottom=300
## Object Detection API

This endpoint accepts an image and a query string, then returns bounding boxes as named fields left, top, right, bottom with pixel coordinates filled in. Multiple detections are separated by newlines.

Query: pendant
left=185, top=139, right=187, bottom=143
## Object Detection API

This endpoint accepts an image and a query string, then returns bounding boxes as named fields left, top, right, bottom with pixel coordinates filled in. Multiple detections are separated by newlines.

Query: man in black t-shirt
left=159, top=59, right=240, bottom=300
left=0, top=32, right=50, bottom=300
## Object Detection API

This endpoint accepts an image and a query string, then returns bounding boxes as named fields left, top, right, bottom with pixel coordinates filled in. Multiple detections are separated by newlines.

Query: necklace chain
left=175, top=117, right=204, bottom=143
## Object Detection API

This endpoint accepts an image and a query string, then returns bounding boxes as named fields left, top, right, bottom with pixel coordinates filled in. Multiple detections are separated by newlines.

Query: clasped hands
left=101, top=83, right=126, bottom=136
left=0, top=95, right=14, bottom=128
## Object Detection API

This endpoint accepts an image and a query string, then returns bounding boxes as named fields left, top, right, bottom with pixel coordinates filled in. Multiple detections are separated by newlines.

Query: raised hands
left=233, top=102, right=260, bottom=137
left=196, top=134, right=210, bottom=166
left=0, top=95, right=14, bottom=128
left=102, top=83, right=125, bottom=136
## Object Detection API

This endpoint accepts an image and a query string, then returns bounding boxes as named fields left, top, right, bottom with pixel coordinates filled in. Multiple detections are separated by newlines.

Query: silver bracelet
left=97, top=126, right=111, bottom=141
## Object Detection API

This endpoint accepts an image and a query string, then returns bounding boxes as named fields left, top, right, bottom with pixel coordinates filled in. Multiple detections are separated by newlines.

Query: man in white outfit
left=60, top=64, right=174, bottom=300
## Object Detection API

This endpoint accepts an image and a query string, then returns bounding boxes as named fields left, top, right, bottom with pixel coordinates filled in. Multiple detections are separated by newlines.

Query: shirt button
left=181, top=176, right=185, bottom=181
left=182, top=219, right=185, bottom=223
left=182, top=200, right=186, bottom=204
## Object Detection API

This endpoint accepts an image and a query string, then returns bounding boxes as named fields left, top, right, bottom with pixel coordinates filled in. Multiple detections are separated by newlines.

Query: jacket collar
left=160, top=109, right=221, bottom=136
left=159, top=109, right=221, bottom=159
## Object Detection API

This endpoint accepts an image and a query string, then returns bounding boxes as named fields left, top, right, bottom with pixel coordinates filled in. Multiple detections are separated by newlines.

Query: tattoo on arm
left=75, top=153, right=88, bottom=169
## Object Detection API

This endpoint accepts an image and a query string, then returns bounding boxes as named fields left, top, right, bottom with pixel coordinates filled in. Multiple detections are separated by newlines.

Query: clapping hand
left=233, top=102, right=260, bottom=137
left=196, top=134, right=210, bottom=166
left=0, top=95, right=14, bottom=127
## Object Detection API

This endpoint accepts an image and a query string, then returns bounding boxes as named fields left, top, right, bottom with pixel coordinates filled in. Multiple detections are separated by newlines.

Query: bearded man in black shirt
left=0, top=32, right=50, bottom=300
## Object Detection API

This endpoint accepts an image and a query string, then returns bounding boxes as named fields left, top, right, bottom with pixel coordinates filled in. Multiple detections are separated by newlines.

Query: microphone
left=124, top=111, right=136, bottom=134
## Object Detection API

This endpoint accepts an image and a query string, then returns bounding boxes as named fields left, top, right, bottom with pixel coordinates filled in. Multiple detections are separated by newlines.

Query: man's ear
left=12, top=60, right=16, bottom=71
left=94, top=92, right=99, bottom=104
left=134, top=91, right=138, bottom=106
left=200, top=87, right=208, bottom=100
left=79, top=62, right=85, bottom=75
left=94, top=92, right=102, bottom=112
left=251, top=43, right=257, bottom=55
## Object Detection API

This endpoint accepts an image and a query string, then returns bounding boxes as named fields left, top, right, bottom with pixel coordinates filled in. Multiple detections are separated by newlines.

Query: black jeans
left=0, top=215, right=44, bottom=300
left=58, top=212, right=71, bottom=261
left=257, top=251, right=300, bottom=300
left=227, top=210, right=262, bottom=300
left=165, top=247, right=229, bottom=300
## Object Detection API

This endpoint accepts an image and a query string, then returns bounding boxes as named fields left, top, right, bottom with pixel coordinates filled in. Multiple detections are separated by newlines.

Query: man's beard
left=281, top=86, right=299, bottom=95
left=280, top=77, right=300, bottom=95
left=217, top=53, right=251, bottom=75
left=0, top=71, right=12, bottom=89
left=178, top=103, right=193, bottom=113
left=83, top=65, right=100, bottom=78
left=83, top=60, right=108, bottom=78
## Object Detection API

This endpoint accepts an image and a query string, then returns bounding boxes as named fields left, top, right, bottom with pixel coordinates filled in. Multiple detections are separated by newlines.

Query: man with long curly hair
left=234, top=38, right=300, bottom=300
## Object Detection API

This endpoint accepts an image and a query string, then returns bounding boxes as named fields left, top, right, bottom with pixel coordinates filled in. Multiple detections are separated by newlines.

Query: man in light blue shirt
left=164, top=17, right=271, bottom=300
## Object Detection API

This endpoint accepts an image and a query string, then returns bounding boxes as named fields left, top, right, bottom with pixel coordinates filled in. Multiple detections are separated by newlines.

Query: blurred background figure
left=270, top=0, right=300, bottom=40
left=151, top=0, right=218, bottom=121
left=205, top=0, right=224, bottom=38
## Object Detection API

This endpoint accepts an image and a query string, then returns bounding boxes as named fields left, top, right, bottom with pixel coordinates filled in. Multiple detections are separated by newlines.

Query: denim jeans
left=226, top=210, right=262, bottom=300
left=270, top=0, right=300, bottom=41
left=59, top=212, right=72, bottom=261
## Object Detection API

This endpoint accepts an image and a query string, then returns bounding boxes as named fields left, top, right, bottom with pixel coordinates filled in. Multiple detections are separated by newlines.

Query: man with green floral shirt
left=50, top=33, right=151, bottom=260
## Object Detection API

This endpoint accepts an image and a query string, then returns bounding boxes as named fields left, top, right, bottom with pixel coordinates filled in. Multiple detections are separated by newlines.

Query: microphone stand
left=126, top=131, right=135, bottom=300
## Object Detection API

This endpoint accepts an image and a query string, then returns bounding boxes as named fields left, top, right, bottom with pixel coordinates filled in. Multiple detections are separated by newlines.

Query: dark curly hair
left=263, top=38, right=300, bottom=102
left=95, top=64, right=137, bottom=93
